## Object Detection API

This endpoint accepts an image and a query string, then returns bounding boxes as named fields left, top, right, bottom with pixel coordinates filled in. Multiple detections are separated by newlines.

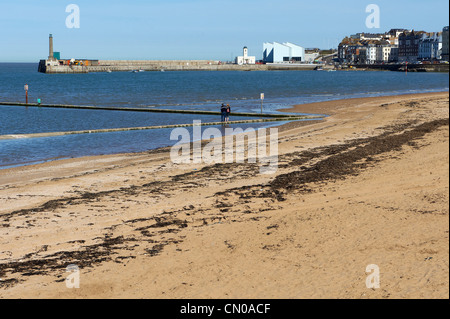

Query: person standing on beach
left=221, top=103, right=227, bottom=122
left=226, top=104, right=231, bottom=122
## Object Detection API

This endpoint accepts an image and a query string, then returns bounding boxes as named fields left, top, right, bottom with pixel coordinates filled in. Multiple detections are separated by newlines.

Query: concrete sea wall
left=348, top=63, right=449, bottom=73
left=38, top=60, right=319, bottom=73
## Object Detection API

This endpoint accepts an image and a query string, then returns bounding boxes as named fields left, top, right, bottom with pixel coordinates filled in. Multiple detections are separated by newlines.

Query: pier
left=38, top=59, right=319, bottom=74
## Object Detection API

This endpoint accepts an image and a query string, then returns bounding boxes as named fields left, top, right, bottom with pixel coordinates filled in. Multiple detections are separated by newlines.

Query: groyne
left=0, top=102, right=321, bottom=119
left=0, top=102, right=323, bottom=140
left=0, top=116, right=318, bottom=141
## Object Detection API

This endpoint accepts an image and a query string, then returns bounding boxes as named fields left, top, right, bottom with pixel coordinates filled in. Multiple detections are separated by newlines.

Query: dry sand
left=0, top=92, right=448, bottom=299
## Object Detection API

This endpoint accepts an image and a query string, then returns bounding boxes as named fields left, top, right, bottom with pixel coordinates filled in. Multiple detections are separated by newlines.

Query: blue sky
left=0, top=0, right=448, bottom=62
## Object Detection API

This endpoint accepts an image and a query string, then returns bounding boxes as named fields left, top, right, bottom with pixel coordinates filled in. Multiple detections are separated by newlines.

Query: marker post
left=24, top=84, right=29, bottom=104
left=260, top=93, right=264, bottom=114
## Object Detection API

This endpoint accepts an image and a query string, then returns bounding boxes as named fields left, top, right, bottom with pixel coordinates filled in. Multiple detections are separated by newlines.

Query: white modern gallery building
left=263, top=42, right=305, bottom=63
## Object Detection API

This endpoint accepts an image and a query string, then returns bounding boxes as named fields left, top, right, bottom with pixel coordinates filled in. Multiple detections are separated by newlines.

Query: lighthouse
left=48, top=34, right=55, bottom=60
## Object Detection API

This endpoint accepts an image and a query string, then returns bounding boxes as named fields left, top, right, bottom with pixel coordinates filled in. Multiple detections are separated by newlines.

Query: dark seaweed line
left=270, top=118, right=449, bottom=191
left=1, top=118, right=447, bottom=289
left=214, top=119, right=449, bottom=199
left=0, top=216, right=188, bottom=288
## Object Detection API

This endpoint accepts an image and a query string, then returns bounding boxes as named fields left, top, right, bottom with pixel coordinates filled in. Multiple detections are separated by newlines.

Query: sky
left=0, top=0, right=448, bottom=62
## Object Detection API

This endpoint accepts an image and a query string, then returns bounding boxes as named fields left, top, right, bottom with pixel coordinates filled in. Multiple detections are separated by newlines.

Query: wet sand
left=279, top=92, right=450, bottom=115
left=0, top=91, right=448, bottom=299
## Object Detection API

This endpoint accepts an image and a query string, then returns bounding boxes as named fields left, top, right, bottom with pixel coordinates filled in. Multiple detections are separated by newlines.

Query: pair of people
left=220, top=103, right=231, bottom=122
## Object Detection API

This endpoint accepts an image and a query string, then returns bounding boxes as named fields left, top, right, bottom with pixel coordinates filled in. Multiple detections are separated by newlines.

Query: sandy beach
left=0, top=91, right=448, bottom=299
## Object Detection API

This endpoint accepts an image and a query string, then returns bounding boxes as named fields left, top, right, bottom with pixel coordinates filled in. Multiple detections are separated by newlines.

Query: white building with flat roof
left=263, top=42, right=305, bottom=63
left=366, top=45, right=378, bottom=64
left=235, top=47, right=256, bottom=65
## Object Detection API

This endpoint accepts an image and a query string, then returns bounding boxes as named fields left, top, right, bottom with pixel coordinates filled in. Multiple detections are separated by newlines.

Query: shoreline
left=0, top=91, right=448, bottom=299
left=1, top=90, right=447, bottom=206
left=280, top=91, right=450, bottom=115
left=1, top=91, right=448, bottom=171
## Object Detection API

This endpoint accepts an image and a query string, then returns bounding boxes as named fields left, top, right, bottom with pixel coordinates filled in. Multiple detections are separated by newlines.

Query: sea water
left=0, top=63, right=448, bottom=168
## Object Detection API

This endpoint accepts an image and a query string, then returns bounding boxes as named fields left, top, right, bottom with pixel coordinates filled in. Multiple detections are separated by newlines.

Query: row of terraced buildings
left=338, top=27, right=449, bottom=65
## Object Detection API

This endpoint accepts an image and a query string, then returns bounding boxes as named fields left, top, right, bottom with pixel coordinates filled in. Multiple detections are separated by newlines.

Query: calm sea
left=0, top=63, right=448, bottom=168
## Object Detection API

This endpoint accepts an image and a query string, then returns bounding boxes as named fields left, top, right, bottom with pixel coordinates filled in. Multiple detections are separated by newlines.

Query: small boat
left=106, top=70, right=112, bottom=73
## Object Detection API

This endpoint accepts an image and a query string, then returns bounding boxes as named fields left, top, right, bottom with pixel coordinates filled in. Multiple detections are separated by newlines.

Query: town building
left=389, top=46, right=399, bottom=62
left=398, top=30, right=426, bottom=63
left=376, top=41, right=397, bottom=63
left=418, top=32, right=443, bottom=61
left=338, top=37, right=362, bottom=64
left=339, top=28, right=449, bottom=65
left=338, top=37, right=398, bottom=64
left=235, top=47, right=256, bottom=65
left=442, top=26, right=449, bottom=61
left=350, top=33, right=385, bottom=41
left=386, top=29, right=410, bottom=45
left=263, top=42, right=305, bottom=63
left=366, top=43, right=378, bottom=64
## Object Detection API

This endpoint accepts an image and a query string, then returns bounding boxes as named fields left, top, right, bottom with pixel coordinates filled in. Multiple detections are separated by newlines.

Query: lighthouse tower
left=48, top=34, right=55, bottom=60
